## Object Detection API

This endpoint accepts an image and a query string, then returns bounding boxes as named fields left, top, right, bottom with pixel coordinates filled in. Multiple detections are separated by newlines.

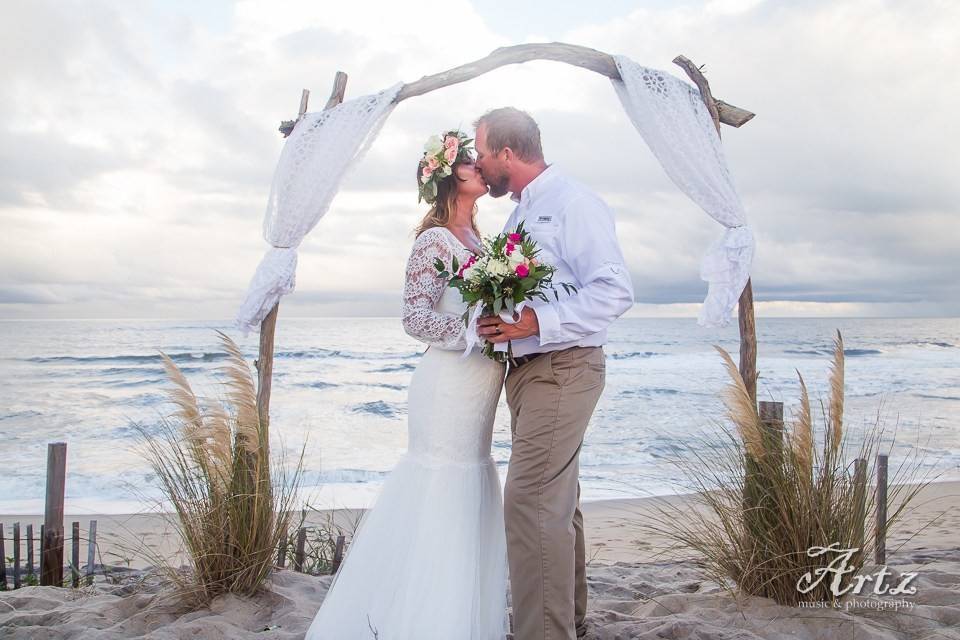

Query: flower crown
left=417, top=130, right=475, bottom=205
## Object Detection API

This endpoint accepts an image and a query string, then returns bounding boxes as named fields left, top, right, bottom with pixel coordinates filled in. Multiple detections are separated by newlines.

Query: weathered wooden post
left=0, top=523, right=6, bottom=589
left=41, top=442, right=67, bottom=586
left=276, top=526, right=288, bottom=568
left=85, top=520, right=97, bottom=585
left=749, top=401, right=785, bottom=507
left=13, top=522, right=21, bottom=589
left=294, top=527, right=307, bottom=572
left=673, top=55, right=758, bottom=404
left=26, top=524, right=35, bottom=579
left=876, top=453, right=888, bottom=565
left=255, top=73, right=348, bottom=446
left=71, top=521, right=80, bottom=588
left=332, top=534, right=346, bottom=574
left=852, top=458, right=868, bottom=555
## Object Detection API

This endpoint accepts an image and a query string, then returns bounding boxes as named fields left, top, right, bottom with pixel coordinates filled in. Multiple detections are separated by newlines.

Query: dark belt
left=510, top=352, right=544, bottom=368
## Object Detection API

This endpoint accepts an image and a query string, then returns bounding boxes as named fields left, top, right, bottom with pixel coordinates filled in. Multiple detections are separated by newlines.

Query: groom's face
left=474, top=125, right=510, bottom=199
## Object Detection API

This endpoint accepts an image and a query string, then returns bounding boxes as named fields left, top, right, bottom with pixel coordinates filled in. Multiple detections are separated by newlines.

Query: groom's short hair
left=474, top=107, right=544, bottom=162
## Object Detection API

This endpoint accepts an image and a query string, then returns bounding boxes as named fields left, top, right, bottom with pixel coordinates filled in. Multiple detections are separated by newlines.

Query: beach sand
left=2, top=480, right=958, bottom=639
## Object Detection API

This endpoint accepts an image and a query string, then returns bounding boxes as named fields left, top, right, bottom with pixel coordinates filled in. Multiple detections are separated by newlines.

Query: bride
left=304, top=130, right=509, bottom=639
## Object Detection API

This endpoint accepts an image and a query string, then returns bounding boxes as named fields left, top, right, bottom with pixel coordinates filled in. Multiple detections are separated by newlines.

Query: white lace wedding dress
left=305, top=226, right=509, bottom=640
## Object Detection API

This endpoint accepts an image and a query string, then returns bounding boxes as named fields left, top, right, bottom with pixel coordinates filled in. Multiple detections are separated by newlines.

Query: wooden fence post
left=743, top=401, right=784, bottom=579
left=86, top=520, right=97, bottom=586
left=294, top=527, right=307, bottom=573
left=71, top=522, right=80, bottom=588
left=332, top=535, right=346, bottom=574
left=41, top=442, right=67, bottom=586
left=852, top=458, right=867, bottom=555
left=26, top=524, right=35, bottom=579
left=13, top=522, right=20, bottom=589
left=276, top=527, right=288, bottom=568
left=0, top=523, right=5, bottom=589
left=876, top=453, right=888, bottom=565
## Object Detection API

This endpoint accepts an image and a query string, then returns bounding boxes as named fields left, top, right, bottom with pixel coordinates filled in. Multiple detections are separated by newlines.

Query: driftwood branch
left=672, top=55, right=722, bottom=135
left=395, top=42, right=754, bottom=127
left=257, top=71, right=348, bottom=440
left=279, top=72, right=349, bottom=137
left=674, top=54, right=758, bottom=402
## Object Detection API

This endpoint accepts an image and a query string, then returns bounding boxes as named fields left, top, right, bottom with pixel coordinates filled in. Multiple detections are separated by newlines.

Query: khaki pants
left=504, top=346, right=606, bottom=640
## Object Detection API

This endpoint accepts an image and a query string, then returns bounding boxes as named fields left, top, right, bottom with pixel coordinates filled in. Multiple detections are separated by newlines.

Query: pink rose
left=515, top=264, right=529, bottom=278
left=422, top=165, right=433, bottom=178
left=427, top=156, right=440, bottom=170
left=444, top=147, right=457, bottom=163
left=508, top=233, right=522, bottom=243
left=444, top=136, right=459, bottom=150
left=505, top=243, right=515, bottom=255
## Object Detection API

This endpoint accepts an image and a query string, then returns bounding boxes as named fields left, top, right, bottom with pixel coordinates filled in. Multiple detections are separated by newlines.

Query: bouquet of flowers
left=434, top=222, right=576, bottom=362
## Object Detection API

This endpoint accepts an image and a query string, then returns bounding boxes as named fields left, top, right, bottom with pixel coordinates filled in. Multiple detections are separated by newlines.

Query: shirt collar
left=510, top=163, right=558, bottom=205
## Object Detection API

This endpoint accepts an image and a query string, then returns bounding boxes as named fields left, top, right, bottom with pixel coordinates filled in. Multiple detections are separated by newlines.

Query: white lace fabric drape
left=233, top=82, right=403, bottom=337
left=611, top=55, right=754, bottom=328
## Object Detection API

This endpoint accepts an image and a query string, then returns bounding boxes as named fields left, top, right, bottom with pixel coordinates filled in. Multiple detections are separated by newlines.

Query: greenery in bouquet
left=434, top=221, right=576, bottom=361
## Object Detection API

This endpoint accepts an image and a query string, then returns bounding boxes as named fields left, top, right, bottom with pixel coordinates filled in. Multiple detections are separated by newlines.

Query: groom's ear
left=501, top=146, right=515, bottom=164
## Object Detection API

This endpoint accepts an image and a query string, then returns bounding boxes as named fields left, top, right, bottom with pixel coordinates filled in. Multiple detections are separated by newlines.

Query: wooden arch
left=256, top=42, right=759, bottom=438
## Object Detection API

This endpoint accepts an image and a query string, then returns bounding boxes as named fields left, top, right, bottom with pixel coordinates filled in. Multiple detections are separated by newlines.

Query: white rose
left=507, top=249, right=526, bottom=266
left=424, top=135, right=443, bottom=155
left=486, top=259, right=510, bottom=277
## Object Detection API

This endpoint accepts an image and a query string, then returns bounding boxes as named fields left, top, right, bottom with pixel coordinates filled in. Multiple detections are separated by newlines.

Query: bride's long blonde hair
left=414, top=161, right=481, bottom=238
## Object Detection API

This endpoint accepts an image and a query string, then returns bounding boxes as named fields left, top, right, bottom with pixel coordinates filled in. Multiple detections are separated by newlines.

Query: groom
left=474, top=107, right=634, bottom=640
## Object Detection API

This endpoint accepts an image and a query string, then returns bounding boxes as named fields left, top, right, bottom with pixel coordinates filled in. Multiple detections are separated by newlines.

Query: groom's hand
left=477, top=307, right=540, bottom=343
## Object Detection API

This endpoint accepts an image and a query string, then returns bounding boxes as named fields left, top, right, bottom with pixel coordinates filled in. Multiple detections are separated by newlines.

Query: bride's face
left=454, top=160, right=488, bottom=199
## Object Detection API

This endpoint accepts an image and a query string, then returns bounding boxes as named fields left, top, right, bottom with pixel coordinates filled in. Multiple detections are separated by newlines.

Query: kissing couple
left=306, top=107, right=634, bottom=640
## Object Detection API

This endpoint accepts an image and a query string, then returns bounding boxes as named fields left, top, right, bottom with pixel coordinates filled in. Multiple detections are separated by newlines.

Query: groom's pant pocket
left=549, top=346, right=605, bottom=387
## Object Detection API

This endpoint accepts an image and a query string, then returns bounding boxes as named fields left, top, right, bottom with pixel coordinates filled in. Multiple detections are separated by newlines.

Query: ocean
left=1, top=317, right=957, bottom=515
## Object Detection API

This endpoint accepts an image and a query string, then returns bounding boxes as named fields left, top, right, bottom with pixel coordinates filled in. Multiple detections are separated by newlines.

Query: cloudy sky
left=1, top=0, right=957, bottom=321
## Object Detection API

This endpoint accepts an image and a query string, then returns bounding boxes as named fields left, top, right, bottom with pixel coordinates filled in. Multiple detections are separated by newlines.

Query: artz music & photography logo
left=796, top=542, right=918, bottom=612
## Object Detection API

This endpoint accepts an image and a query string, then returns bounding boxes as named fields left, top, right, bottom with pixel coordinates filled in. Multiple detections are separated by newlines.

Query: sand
left=2, top=480, right=958, bottom=639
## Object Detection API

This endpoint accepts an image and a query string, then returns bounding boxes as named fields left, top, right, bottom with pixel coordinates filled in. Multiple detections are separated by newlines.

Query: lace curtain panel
left=611, top=55, right=754, bottom=328
left=234, top=82, right=403, bottom=337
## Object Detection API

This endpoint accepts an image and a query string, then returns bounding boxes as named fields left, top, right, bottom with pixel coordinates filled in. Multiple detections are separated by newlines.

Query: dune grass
left=134, top=329, right=304, bottom=604
left=643, top=331, right=934, bottom=606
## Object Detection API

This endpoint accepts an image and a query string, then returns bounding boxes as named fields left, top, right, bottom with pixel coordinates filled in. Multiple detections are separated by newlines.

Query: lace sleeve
left=402, top=228, right=466, bottom=349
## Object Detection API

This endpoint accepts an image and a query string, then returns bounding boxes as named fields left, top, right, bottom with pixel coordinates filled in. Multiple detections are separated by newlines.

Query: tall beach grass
left=133, top=329, right=305, bottom=604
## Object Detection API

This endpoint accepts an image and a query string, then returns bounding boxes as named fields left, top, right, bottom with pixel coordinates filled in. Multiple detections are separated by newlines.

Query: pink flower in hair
left=444, top=136, right=459, bottom=150
left=444, top=147, right=457, bottom=163
left=427, top=156, right=440, bottom=170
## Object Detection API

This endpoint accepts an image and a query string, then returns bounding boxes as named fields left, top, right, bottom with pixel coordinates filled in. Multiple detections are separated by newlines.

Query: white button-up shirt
left=502, top=165, right=635, bottom=357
